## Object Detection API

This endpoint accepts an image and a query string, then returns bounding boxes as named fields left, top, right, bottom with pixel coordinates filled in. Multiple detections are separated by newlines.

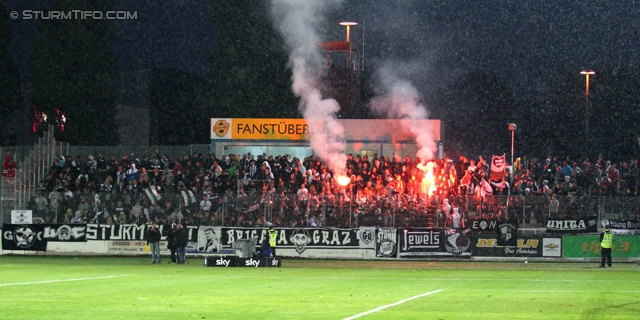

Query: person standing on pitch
left=167, top=223, right=178, bottom=264
left=147, top=222, right=161, bottom=264
left=600, top=224, right=613, bottom=268
left=268, top=226, right=277, bottom=257
left=176, top=223, right=188, bottom=264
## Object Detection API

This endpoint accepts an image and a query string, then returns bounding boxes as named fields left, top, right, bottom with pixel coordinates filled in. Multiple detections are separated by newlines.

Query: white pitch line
left=0, top=275, right=129, bottom=287
left=216, top=275, right=640, bottom=283
left=343, top=289, right=443, bottom=320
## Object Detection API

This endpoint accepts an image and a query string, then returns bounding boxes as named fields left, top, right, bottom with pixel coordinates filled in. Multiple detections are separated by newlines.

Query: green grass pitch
left=0, top=256, right=638, bottom=319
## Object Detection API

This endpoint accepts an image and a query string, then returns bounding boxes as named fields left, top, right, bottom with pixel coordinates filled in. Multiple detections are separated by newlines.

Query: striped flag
left=145, top=186, right=161, bottom=203
left=182, top=190, right=196, bottom=206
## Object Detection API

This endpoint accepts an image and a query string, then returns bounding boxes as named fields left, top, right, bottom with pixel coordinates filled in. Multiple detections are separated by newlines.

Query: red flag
left=490, top=154, right=506, bottom=181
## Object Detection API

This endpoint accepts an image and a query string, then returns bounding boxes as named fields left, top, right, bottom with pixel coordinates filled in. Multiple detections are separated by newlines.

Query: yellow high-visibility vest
left=601, top=229, right=612, bottom=249
left=269, top=229, right=277, bottom=247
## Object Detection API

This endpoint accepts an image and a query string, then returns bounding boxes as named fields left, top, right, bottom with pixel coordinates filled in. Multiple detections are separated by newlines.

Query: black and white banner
left=496, top=221, right=518, bottom=247
left=376, top=228, right=397, bottom=258
left=398, top=228, right=472, bottom=257
left=85, top=224, right=198, bottom=241
left=602, top=219, right=640, bottom=235
left=197, top=226, right=222, bottom=252
left=469, top=219, right=500, bottom=232
left=358, top=227, right=376, bottom=249
left=11, top=210, right=33, bottom=224
left=2, top=224, right=47, bottom=251
left=546, top=216, right=598, bottom=233
left=42, top=224, right=87, bottom=242
left=220, top=227, right=361, bottom=255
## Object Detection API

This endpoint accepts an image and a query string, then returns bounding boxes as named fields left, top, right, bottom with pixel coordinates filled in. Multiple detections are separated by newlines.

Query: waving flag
left=145, top=186, right=161, bottom=203
left=490, top=154, right=506, bottom=181
left=182, top=190, right=196, bottom=206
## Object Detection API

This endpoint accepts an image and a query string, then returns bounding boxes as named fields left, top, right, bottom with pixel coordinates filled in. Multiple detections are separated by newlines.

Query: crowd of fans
left=15, top=149, right=640, bottom=227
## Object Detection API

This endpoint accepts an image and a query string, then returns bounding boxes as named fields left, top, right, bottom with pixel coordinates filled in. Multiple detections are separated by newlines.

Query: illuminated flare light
left=336, top=175, right=351, bottom=187
left=417, top=162, right=437, bottom=196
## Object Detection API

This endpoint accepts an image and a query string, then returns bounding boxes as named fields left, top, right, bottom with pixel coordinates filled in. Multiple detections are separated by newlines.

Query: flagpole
left=507, top=123, right=516, bottom=220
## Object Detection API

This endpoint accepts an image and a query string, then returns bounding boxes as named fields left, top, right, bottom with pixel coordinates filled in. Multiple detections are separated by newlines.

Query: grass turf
left=0, top=256, right=638, bottom=319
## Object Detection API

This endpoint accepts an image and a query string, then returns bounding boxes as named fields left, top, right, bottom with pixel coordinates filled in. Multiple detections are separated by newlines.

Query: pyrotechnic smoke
left=270, top=0, right=347, bottom=176
left=370, top=65, right=438, bottom=163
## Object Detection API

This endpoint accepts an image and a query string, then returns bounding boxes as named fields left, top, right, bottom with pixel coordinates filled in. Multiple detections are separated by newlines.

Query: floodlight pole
left=507, top=123, right=516, bottom=219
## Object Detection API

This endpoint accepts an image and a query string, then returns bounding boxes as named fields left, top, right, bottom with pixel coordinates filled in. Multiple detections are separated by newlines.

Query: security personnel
left=599, top=224, right=613, bottom=268
left=268, top=226, right=277, bottom=257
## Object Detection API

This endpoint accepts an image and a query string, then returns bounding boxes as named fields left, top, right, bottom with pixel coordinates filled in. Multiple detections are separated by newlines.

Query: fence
left=0, top=125, right=210, bottom=224
left=4, top=188, right=639, bottom=229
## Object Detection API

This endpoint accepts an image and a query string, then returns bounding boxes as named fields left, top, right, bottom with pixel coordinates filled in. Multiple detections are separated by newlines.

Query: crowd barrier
left=4, top=223, right=638, bottom=260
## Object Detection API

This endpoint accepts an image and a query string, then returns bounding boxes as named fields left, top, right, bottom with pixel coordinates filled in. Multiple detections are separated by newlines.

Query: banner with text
left=2, top=224, right=47, bottom=251
left=376, top=228, right=398, bottom=258
left=602, top=219, right=640, bottom=235
left=562, top=235, right=640, bottom=258
left=546, top=216, right=598, bottom=234
left=220, top=227, right=362, bottom=256
left=472, top=235, right=543, bottom=257
left=398, top=228, right=472, bottom=257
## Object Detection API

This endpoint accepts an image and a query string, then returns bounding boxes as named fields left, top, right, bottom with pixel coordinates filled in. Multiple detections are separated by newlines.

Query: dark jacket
left=176, top=227, right=188, bottom=247
left=166, top=228, right=178, bottom=250
left=147, top=226, right=161, bottom=244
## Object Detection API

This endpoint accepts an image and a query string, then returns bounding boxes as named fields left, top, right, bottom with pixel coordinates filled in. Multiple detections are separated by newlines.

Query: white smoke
left=370, top=65, right=438, bottom=163
left=270, top=0, right=347, bottom=175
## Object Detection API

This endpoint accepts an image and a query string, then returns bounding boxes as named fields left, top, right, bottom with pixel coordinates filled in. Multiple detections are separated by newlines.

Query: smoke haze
left=270, top=0, right=347, bottom=175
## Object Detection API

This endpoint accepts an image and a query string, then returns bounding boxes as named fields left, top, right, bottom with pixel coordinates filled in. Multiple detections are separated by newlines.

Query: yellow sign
left=211, top=118, right=321, bottom=140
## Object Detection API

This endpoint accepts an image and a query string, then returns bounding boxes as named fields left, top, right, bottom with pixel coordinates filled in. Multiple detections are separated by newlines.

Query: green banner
left=562, top=235, right=640, bottom=258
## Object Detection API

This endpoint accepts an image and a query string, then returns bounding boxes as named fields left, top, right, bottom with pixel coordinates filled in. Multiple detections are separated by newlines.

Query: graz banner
left=472, top=235, right=543, bottom=257
left=562, top=235, right=640, bottom=258
left=376, top=228, right=397, bottom=258
left=546, top=216, right=598, bottom=234
left=2, top=224, right=47, bottom=251
left=42, top=224, right=87, bottom=242
left=85, top=223, right=198, bottom=241
left=398, top=228, right=472, bottom=257
left=220, top=227, right=361, bottom=255
left=602, top=219, right=640, bottom=235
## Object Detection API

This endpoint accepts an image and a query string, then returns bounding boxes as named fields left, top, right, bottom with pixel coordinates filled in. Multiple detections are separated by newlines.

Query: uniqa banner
left=398, top=228, right=472, bottom=257
left=2, top=224, right=47, bottom=251
left=545, top=216, right=598, bottom=233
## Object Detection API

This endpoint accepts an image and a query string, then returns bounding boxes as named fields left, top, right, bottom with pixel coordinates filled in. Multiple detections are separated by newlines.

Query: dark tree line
left=2, top=0, right=639, bottom=156
left=202, top=0, right=298, bottom=119
left=30, top=0, right=120, bottom=146
left=0, top=1, right=21, bottom=145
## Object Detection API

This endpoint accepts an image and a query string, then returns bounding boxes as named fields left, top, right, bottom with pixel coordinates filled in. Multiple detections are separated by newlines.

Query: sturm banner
left=546, top=216, right=598, bottom=233
left=376, top=228, right=397, bottom=258
left=85, top=224, right=198, bottom=241
left=398, top=228, right=472, bottom=257
left=2, top=224, right=47, bottom=251
left=220, top=227, right=361, bottom=255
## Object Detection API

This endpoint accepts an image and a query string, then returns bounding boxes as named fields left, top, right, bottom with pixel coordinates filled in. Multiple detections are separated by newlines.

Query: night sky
left=6, top=0, right=640, bottom=101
